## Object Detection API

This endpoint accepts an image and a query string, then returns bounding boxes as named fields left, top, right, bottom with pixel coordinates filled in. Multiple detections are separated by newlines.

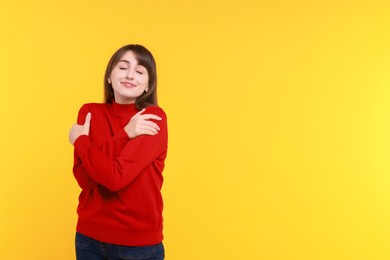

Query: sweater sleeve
left=73, top=150, right=98, bottom=190
left=72, top=104, right=99, bottom=190
left=74, top=106, right=168, bottom=192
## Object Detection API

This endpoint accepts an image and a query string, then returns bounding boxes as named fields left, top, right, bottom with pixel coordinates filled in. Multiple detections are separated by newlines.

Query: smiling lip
left=121, top=81, right=137, bottom=88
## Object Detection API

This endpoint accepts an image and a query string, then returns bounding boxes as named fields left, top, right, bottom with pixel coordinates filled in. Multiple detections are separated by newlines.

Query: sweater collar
left=110, top=101, right=138, bottom=116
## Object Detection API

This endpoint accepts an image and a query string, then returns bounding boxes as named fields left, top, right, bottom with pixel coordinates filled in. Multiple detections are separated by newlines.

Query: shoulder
left=144, top=105, right=167, bottom=119
left=76, top=103, right=106, bottom=123
left=79, top=103, right=106, bottom=112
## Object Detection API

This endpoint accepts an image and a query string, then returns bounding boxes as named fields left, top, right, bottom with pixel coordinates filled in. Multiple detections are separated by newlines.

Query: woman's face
left=109, top=50, right=149, bottom=104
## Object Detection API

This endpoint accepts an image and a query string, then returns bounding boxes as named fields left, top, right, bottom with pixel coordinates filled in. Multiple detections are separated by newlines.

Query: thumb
left=135, top=108, right=146, bottom=116
left=84, top=112, right=91, bottom=127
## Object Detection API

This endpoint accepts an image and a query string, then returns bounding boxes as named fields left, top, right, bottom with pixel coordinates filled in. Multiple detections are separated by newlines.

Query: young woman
left=69, top=44, right=167, bottom=260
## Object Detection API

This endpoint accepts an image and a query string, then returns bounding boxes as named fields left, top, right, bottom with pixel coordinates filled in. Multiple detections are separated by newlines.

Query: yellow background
left=1, top=0, right=390, bottom=259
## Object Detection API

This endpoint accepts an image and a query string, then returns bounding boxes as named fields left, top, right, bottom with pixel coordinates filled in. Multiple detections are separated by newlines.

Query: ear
left=107, top=78, right=111, bottom=84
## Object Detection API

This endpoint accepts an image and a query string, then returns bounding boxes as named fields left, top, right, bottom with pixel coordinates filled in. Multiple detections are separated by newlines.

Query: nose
left=125, top=69, right=134, bottom=79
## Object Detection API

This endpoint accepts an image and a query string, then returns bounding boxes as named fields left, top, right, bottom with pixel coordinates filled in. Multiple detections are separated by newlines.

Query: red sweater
left=73, top=102, right=167, bottom=246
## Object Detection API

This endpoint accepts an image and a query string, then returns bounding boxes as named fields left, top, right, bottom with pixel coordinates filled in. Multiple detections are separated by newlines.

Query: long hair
left=104, top=44, right=158, bottom=109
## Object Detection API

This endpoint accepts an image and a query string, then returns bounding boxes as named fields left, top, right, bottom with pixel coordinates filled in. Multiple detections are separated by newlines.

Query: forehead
left=118, top=51, right=139, bottom=64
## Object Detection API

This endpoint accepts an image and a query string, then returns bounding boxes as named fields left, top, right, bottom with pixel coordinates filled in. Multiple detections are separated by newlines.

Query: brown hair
left=104, top=44, right=158, bottom=109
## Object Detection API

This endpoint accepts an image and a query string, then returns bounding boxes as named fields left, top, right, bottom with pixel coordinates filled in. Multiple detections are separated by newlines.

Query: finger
left=139, top=120, right=160, bottom=131
left=142, top=124, right=160, bottom=134
left=136, top=124, right=159, bottom=134
left=137, top=127, right=158, bottom=135
left=139, top=114, right=162, bottom=121
left=84, top=113, right=91, bottom=127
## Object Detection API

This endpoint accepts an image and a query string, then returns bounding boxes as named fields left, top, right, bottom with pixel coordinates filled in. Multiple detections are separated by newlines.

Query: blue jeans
left=75, top=232, right=165, bottom=260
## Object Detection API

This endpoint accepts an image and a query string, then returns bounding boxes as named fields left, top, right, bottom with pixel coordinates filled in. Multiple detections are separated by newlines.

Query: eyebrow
left=118, top=60, right=130, bottom=64
left=118, top=60, right=144, bottom=68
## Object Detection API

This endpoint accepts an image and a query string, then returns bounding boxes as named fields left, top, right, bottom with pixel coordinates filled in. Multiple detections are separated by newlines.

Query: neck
left=113, top=95, right=136, bottom=104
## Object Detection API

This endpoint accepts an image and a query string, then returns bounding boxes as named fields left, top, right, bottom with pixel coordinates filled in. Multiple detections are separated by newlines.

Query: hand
left=69, top=113, right=91, bottom=145
left=124, top=109, right=162, bottom=139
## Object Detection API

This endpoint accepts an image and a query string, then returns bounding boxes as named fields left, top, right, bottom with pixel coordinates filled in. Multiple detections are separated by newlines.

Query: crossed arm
left=69, top=107, right=161, bottom=145
left=69, top=105, right=165, bottom=191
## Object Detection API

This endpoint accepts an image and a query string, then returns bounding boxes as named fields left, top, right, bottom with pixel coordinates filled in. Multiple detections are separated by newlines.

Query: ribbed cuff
left=115, top=128, right=131, bottom=141
left=74, top=135, right=90, bottom=154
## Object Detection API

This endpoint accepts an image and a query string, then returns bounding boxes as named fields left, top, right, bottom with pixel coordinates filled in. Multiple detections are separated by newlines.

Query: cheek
left=137, top=75, right=149, bottom=86
left=111, top=69, right=125, bottom=79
